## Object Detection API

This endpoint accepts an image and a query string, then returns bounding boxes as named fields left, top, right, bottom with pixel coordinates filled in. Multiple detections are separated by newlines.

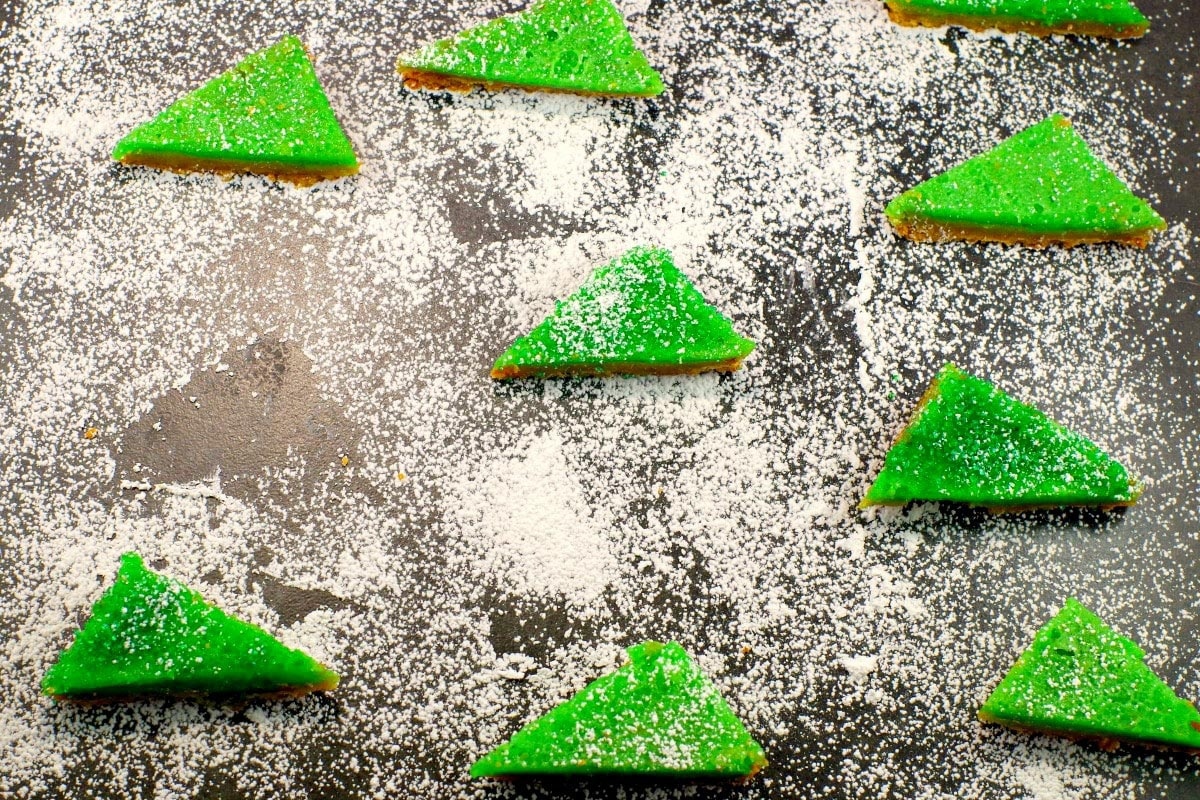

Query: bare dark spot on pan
left=110, top=336, right=381, bottom=507
left=250, top=568, right=353, bottom=627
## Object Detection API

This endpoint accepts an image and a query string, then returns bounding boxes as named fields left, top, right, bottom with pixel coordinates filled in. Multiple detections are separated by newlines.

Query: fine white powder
left=0, top=0, right=1197, bottom=798
left=443, top=431, right=619, bottom=604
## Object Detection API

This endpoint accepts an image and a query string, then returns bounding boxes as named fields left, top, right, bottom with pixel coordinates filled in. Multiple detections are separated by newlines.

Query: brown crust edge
left=978, top=712, right=1200, bottom=756
left=46, top=673, right=340, bottom=706
left=397, top=67, right=661, bottom=99
left=116, top=154, right=359, bottom=188
left=490, top=358, right=746, bottom=380
left=477, top=759, right=766, bottom=783
left=884, top=3, right=1149, bottom=39
left=888, top=215, right=1161, bottom=249
left=857, top=371, right=946, bottom=510
left=860, top=496, right=1140, bottom=514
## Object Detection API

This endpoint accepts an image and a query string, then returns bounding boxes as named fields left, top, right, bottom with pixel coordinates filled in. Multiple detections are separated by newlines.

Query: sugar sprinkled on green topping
left=112, top=36, right=358, bottom=177
left=885, top=115, right=1164, bottom=243
left=491, top=246, right=755, bottom=377
left=1, top=0, right=1196, bottom=796
left=980, top=598, right=1200, bottom=750
left=42, top=553, right=338, bottom=700
left=471, top=641, right=767, bottom=777
left=862, top=363, right=1140, bottom=508
left=397, top=0, right=664, bottom=96
left=888, top=0, right=1149, bottom=35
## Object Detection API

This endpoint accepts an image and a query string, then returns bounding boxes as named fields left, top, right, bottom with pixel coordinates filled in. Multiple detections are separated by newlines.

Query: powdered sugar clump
left=444, top=431, right=620, bottom=604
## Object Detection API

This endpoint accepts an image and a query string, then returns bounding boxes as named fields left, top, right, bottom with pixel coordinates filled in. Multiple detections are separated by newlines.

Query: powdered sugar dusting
left=0, top=0, right=1197, bottom=797
left=444, top=431, right=620, bottom=603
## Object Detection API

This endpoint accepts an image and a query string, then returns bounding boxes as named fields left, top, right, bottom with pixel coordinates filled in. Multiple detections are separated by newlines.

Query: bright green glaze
left=471, top=641, right=767, bottom=778
left=885, top=115, right=1164, bottom=238
left=890, top=0, right=1148, bottom=31
left=42, top=553, right=338, bottom=700
left=397, top=0, right=664, bottom=96
left=862, top=364, right=1139, bottom=508
left=491, top=247, right=755, bottom=377
left=980, top=599, right=1200, bottom=750
left=112, top=36, right=357, bottom=172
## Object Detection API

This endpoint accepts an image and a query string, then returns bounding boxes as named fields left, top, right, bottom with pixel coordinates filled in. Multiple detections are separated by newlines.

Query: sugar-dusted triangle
left=885, top=0, right=1149, bottom=38
left=885, top=115, right=1165, bottom=247
left=396, top=0, right=664, bottom=97
left=860, top=363, right=1141, bottom=510
left=491, top=247, right=755, bottom=379
left=471, top=641, right=767, bottom=779
left=112, top=36, right=358, bottom=187
left=42, top=552, right=339, bottom=702
left=980, top=599, right=1200, bottom=752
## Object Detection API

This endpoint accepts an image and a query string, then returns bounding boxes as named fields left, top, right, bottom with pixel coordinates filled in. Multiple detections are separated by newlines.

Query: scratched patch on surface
left=111, top=337, right=372, bottom=505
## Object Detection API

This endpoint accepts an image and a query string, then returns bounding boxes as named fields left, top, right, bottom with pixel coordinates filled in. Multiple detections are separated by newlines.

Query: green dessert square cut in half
left=397, top=0, right=664, bottom=96
left=112, top=36, right=359, bottom=186
left=471, top=641, right=767, bottom=779
left=42, top=552, right=339, bottom=702
left=490, top=246, right=755, bottom=378
left=860, top=363, right=1141, bottom=510
left=980, top=598, right=1200, bottom=753
left=885, top=115, right=1164, bottom=247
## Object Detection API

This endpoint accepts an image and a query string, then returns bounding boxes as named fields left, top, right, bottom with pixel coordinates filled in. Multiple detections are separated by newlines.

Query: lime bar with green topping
left=471, top=641, right=767, bottom=779
left=397, top=0, right=664, bottom=96
left=861, top=364, right=1141, bottom=510
left=980, top=599, right=1200, bottom=752
left=886, top=115, right=1164, bottom=247
left=886, top=0, right=1149, bottom=38
left=491, top=247, right=755, bottom=378
left=113, top=36, right=359, bottom=186
left=42, top=553, right=339, bottom=702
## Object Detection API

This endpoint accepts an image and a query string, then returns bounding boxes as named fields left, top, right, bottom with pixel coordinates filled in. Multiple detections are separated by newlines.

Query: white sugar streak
left=445, top=432, right=619, bottom=603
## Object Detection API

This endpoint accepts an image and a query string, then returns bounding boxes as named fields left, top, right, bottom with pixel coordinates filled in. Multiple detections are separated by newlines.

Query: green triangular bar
left=112, top=36, right=358, bottom=186
left=885, top=115, right=1165, bottom=247
left=42, top=553, right=339, bottom=701
left=886, top=0, right=1149, bottom=38
left=861, top=364, right=1141, bottom=509
left=471, top=641, right=767, bottom=778
left=396, top=0, right=664, bottom=97
left=980, top=599, right=1200, bottom=752
left=490, top=247, right=755, bottom=378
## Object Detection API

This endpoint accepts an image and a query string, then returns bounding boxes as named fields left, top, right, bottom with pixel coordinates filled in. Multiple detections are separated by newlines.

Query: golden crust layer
left=490, top=358, right=746, bottom=380
left=861, top=496, right=1139, bottom=513
left=47, top=673, right=340, bottom=706
left=977, top=711, right=1200, bottom=756
left=889, top=216, right=1158, bottom=249
left=397, top=67, right=659, bottom=98
left=884, top=3, right=1149, bottom=39
left=117, top=154, right=359, bottom=188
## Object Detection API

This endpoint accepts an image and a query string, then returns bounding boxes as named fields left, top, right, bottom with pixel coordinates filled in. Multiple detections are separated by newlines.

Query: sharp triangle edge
left=42, top=552, right=339, bottom=701
left=885, top=115, right=1164, bottom=247
left=861, top=363, right=1140, bottom=509
left=490, top=246, right=755, bottom=378
left=397, top=0, right=664, bottom=96
left=471, top=641, right=767, bottom=778
left=113, top=36, right=358, bottom=185
left=979, top=598, right=1200, bottom=751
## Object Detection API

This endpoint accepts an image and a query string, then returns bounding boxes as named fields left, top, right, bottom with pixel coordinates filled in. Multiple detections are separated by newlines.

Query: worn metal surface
left=0, top=0, right=1198, bottom=798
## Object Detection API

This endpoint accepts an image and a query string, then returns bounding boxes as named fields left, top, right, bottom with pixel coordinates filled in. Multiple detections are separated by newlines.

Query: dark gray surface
left=0, top=0, right=1198, bottom=798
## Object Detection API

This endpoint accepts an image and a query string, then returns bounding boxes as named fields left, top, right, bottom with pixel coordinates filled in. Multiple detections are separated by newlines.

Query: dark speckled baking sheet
left=0, top=0, right=1198, bottom=797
